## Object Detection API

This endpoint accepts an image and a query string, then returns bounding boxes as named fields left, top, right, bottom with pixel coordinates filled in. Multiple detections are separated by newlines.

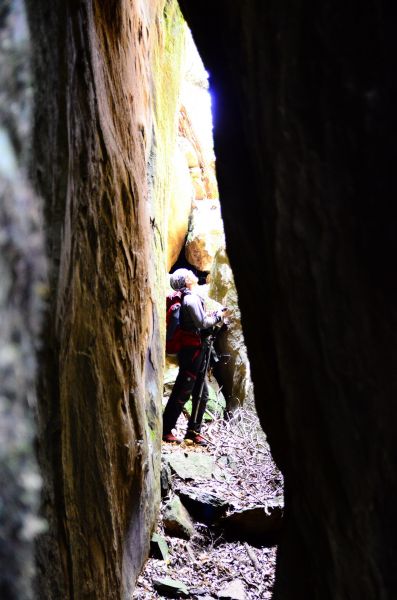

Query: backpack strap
left=178, top=289, right=189, bottom=329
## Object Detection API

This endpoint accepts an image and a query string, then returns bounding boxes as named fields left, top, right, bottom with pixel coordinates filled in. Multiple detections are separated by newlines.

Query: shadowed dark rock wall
left=179, top=2, right=397, bottom=598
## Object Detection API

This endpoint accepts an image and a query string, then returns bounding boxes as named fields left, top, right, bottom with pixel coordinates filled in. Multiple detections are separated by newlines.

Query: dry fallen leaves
left=133, top=401, right=284, bottom=599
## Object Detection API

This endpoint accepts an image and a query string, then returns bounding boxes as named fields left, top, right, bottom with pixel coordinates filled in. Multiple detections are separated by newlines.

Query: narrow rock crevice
left=2, top=1, right=397, bottom=599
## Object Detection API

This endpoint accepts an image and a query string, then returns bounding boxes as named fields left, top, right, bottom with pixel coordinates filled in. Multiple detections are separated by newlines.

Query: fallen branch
left=244, top=543, right=260, bottom=571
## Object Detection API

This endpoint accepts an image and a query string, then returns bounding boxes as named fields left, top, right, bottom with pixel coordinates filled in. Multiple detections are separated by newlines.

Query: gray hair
left=170, top=268, right=197, bottom=290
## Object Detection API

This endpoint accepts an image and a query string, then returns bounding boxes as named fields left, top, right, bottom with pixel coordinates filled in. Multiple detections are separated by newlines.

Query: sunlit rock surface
left=181, top=30, right=215, bottom=174
left=27, top=1, right=186, bottom=597
left=179, top=135, right=199, bottom=168
left=185, top=199, right=225, bottom=272
left=166, top=142, right=194, bottom=270
left=167, top=29, right=219, bottom=270
left=180, top=29, right=218, bottom=202
left=209, top=248, right=253, bottom=411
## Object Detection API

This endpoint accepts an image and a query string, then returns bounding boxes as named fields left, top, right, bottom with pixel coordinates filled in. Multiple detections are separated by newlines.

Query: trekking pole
left=191, top=335, right=214, bottom=425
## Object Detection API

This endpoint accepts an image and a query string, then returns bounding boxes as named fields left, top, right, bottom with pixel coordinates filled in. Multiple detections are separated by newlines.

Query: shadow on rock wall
left=179, top=1, right=397, bottom=598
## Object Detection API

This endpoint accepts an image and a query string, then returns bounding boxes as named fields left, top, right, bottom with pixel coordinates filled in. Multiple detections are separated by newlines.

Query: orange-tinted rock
left=190, top=167, right=207, bottom=200
left=167, top=145, right=194, bottom=269
left=179, top=136, right=199, bottom=168
left=28, top=1, right=186, bottom=597
left=185, top=200, right=225, bottom=271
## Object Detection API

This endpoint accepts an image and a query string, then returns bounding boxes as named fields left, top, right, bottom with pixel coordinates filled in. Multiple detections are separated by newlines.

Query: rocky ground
left=132, top=396, right=283, bottom=599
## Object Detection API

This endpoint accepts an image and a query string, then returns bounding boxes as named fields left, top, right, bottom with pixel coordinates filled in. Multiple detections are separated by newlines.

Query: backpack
left=166, top=291, right=201, bottom=354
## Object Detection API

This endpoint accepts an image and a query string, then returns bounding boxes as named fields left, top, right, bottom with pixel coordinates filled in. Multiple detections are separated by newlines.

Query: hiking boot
left=184, top=431, right=208, bottom=446
left=162, top=433, right=181, bottom=444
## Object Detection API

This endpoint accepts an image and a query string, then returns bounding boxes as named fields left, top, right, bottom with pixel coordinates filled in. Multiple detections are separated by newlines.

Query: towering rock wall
left=166, top=29, right=218, bottom=271
left=179, top=2, right=397, bottom=599
left=27, top=1, right=185, bottom=597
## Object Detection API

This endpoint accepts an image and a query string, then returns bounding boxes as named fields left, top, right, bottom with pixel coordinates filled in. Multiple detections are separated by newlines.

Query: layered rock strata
left=27, top=1, right=186, bottom=597
left=166, top=29, right=219, bottom=271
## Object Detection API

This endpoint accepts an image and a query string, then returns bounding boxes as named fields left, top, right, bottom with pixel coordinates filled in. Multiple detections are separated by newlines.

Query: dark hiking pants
left=163, top=344, right=209, bottom=435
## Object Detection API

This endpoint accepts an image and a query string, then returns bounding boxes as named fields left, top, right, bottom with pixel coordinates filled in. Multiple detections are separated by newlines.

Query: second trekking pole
left=191, top=334, right=214, bottom=426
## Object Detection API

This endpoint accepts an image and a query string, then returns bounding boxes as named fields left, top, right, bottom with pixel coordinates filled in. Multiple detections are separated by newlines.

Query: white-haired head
left=170, top=268, right=198, bottom=290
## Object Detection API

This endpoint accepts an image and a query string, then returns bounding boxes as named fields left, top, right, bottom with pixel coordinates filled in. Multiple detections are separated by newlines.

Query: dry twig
left=133, top=402, right=283, bottom=599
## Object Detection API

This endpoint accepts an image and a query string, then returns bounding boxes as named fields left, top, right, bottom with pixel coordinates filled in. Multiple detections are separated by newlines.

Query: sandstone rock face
left=180, top=29, right=218, bottom=202
left=163, top=496, right=195, bottom=540
left=180, top=2, right=397, bottom=598
left=181, top=30, right=215, bottom=177
left=185, top=199, right=225, bottom=272
left=166, top=142, right=194, bottom=270
left=27, top=1, right=185, bottom=598
left=179, top=136, right=199, bottom=169
left=167, top=29, right=219, bottom=269
left=209, top=248, right=253, bottom=411
left=9, top=1, right=397, bottom=599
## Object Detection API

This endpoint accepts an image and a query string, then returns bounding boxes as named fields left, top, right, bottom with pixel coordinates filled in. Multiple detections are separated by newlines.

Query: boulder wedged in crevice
left=185, top=199, right=225, bottom=272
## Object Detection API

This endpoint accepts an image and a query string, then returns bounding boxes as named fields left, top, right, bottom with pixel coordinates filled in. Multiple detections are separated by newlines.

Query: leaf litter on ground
left=132, top=398, right=284, bottom=599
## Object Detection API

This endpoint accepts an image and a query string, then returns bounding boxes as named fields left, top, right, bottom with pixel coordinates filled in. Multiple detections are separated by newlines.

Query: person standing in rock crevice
left=163, top=268, right=227, bottom=445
